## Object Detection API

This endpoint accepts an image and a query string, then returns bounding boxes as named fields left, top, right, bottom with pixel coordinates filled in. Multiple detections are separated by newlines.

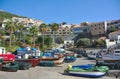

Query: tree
left=51, top=23, right=59, bottom=32
left=61, top=22, right=67, bottom=25
left=96, top=39, right=106, bottom=47
left=108, top=26, right=118, bottom=33
left=29, top=26, right=39, bottom=46
left=4, top=19, right=17, bottom=49
left=44, top=36, right=53, bottom=45
left=56, top=37, right=64, bottom=44
left=0, top=30, right=5, bottom=46
left=39, top=23, right=47, bottom=47
left=76, top=38, right=91, bottom=47
left=16, top=22, right=25, bottom=42
left=81, top=22, right=89, bottom=26
left=50, top=23, right=59, bottom=47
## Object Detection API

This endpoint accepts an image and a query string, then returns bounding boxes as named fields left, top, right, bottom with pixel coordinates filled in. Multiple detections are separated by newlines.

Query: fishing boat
left=15, top=61, right=32, bottom=70
left=1, top=62, right=19, bottom=72
left=41, top=53, right=64, bottom=61
left=87, top=52, right=100, bottom=60
left=64, top=64, right=109, bottom=78
left=96, top=48, right=120, bottom=63
left=39, top=57, right=65, bottom=66
left=0, top=53, right=15, bottom=62
left=0, top=59, right=3, bottom=70
left=64, top=56, right=76, bottom=63
left=15, top=57, right=40, bottom=67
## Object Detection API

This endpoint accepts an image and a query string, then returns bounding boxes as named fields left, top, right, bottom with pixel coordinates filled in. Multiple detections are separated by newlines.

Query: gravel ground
left=0, top=57, right=119, bottom=79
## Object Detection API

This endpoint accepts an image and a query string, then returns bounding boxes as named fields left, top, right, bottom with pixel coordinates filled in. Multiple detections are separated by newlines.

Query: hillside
left=0, top=10, right=26, bottom=21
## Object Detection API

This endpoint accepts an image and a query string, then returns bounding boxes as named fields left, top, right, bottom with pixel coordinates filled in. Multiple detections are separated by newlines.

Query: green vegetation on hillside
left=0, top=10, right=26, bottom=21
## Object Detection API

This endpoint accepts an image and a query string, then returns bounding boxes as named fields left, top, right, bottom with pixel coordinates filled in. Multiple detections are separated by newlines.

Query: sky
left=0, top=0, right=120, bottom=24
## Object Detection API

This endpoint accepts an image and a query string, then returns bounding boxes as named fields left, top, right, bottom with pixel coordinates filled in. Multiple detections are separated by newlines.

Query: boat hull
left=39, top=57, right=64, bottom=66
left=65, top=64, right=109, bottom=78
left=16, top=58, right=40, bottom=67
left=96, top=54, right=120, bottom=63
left=68, top=71, right=106, bottom=78
left=1, top=62, right=19, bottom=72
left=64, top=57, right=76, bottom=63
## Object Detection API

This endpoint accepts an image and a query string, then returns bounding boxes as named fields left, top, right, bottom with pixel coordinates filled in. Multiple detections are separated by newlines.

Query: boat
left=96, top=54, right=120, bottom=63
left=15, top=57, right=40, bottom=67
left=64, top=64, right=109, bottom=78
left=0, top=62, right=2, bottom=70
left=64, top=56, right=76, bottom=63
left=39, top=57, right=65, bottom=66
left=0, top=53, right=15, bottom=62
left=41, top=53, right=64, bottom=61
left=96, top=62, right=120, bottom=70
left=15, top=61, right=32, bottom=70
left=96, top=48, right=120, bottom=63
left=1, top=62, right=19, bottom=72
left=87, top=52, right=100, bottom=60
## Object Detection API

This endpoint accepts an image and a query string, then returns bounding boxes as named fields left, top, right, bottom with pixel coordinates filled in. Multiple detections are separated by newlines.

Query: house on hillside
left=108, top=30, right=120, bottom=43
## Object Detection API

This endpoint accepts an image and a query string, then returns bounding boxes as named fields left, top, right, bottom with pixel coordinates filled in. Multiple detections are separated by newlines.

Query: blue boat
left=64, top=56, right=76, bottom=63
left=64, top=64, right=109, bottom=78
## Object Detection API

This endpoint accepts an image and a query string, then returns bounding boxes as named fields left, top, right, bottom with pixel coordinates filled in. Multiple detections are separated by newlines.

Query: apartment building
left=57, top=27, right=72, bottom=35
left=88, top=19, right=120, bottom=36
left=88, top=22, right=106, bottom=36
left=45, top=24, right=72, bottom=36
left=107, top=19, right=120, bottom=29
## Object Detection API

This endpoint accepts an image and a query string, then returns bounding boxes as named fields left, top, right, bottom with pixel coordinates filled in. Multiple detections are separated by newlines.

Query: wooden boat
left=39, top=57, right=65, bottom=66
left=64, top=64, right=109, bottom=78
left=0, top=53, right=15, bottom=62
left=16, top=58, right=40, bottom=67
left=96, top=55, right=120, bottom=63
left=15, top=61, right=32, bottom=70
left=64, top=56, right=76, bottom=63
left=41, top=57, right=60, bottom=61
left=41, top=53, right=64, bottom=61
left=1, top=62, right=19, bottom=72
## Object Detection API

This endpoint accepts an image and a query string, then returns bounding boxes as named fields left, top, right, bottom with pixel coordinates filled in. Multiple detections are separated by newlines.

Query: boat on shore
left=96, top=48, right=120, bottom=63
left=1, top=62, right=19, bottom=72
left=0, top=53, right=15, bottom=62
left=15, top=57, right=40, bottom=67
left=96, top=62, right=120, bottom=70
left=64, top=56, right=76, bottom=63
left=64, top=64, right=109, bottom=78
left=39, top=57, right=65, bottom=66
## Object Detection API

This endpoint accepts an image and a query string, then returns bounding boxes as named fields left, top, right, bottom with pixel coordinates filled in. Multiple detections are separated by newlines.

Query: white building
left=108, top=30, right=120, bottom=41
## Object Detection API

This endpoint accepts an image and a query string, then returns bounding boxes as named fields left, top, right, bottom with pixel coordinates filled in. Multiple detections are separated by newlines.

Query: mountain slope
left=0, top=10, right=26, bottom=21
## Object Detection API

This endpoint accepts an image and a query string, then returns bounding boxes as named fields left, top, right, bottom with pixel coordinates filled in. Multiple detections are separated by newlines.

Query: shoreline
left=0, top=57, right=119, bottom=79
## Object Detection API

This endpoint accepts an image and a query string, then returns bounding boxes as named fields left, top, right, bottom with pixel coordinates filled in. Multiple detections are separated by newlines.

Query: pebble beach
left=0, top=57, right=119, bottom=79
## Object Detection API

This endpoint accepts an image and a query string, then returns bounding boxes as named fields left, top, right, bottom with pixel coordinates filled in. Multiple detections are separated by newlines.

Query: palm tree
left=51, top=23, right=59, bottom=32
left=39, top=23, right=47, bottom=47
left=4, top=19, right=17, bottom=49
left=16, top=22, right=25, bottom=42
left=0, top=30, right=5, bottom=46
left=50, top=23, right=59, bottom=47
left=29, top=25, right=39, bottom=46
